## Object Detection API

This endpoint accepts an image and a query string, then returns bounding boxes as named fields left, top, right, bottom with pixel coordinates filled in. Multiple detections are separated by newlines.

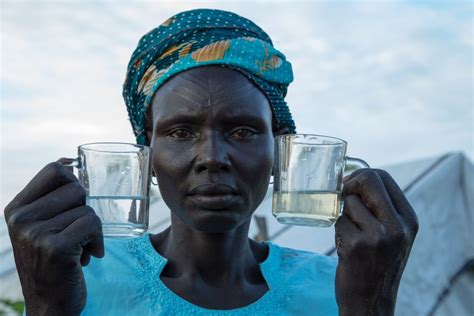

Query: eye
left=168, top=129, right=196, bottom=139
left=230, top=128, right=256, bottom=139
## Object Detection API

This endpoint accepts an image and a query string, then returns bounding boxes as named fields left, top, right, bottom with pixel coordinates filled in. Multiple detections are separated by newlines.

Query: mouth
left=188, top=184, right=241, bottom=210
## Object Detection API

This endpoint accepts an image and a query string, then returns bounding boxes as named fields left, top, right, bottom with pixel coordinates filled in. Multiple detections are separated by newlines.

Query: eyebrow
left=220, top=113, right=269, bottom=126
left=155, top=112, right=269, bottom=129
left=155, top=113, right=204, bottom=128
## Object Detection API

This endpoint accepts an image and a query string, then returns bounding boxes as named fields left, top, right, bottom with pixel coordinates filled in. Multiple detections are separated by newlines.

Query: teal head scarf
left=123, top=8, right=296, bottom=145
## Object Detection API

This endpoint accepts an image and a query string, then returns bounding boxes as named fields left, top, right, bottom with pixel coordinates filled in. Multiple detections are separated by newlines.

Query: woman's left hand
left=334, top=169, right=419, bottom=316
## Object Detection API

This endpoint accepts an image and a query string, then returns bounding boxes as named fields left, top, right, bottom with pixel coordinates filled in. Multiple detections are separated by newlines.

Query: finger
left=342, top=170, right=399, bottom=223
left=13, top=181, right=86, bottom=222
left=80, top=253, right=91, bottom=266
left=376, top=169, right=419, bottom=233
left=334, top=213, right=359, bottom=259
left=342, top=168, right=367, bottom=183
left=5, top=162, right=78, bottom=216
left=57, top=157, right=74, bottom=173
left=81, top=239, right=101, bottom=266
left=343, top=194, right=378, bottom=231
left=40, top=205, right=95, bottom=233
left=60, top=213, right=104, bottom=259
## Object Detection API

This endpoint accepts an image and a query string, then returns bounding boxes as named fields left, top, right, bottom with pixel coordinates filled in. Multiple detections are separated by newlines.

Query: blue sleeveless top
left=81, top=234, right=337, bottom=315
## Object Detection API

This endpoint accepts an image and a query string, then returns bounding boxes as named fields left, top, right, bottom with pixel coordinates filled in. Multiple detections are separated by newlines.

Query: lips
left=188, top=184, right=241, bottom=210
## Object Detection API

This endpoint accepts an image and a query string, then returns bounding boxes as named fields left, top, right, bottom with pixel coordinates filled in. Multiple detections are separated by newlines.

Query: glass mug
left=64, top=142, right=152, bottom=237
left=272, top=134, right=369, bottom=227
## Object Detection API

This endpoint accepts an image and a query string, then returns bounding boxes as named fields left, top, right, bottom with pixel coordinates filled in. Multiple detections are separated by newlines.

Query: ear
left=271, top=125, right=290, bottom=177
left=144, top=103, right=155, bottom=145
left=272, top=125, right=290, bottom=137
left=146, top=128, right=153, bottom=145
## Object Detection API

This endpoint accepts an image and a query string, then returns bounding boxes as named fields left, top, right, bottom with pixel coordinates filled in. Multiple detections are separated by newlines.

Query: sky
left=1, top=1, right=473, bottom=210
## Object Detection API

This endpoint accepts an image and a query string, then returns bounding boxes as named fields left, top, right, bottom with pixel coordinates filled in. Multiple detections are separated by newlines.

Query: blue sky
left=1, top=1, right=472, bottom=209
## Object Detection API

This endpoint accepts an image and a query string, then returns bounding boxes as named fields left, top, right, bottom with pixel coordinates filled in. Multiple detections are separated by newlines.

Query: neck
left=155, top=213, right=259, bottom=286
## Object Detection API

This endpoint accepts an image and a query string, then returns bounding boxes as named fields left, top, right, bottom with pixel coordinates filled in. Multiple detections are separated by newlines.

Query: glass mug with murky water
left=272, top=134, right=369, bottom=227
left=64, top=142, right=151, bottom=237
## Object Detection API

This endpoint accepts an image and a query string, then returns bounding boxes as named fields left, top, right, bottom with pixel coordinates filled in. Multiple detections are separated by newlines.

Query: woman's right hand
left=4, top=162, right=104, bottom=316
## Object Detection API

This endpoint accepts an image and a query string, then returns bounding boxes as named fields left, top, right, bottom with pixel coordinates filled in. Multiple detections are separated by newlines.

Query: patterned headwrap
left=123, top=8, right=296, bottom=145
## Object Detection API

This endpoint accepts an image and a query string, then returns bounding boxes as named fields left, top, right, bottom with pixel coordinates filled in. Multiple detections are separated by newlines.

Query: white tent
left=1, top=152, right=472, bottom=315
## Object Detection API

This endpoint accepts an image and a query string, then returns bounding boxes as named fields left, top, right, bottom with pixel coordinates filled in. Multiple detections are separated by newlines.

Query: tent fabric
left=395, top=153, right=473, bottom=315
left=431, top=262, right=474, bottom=316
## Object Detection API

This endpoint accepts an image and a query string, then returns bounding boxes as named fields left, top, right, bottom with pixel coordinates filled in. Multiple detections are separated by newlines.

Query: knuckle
left=70, top=181, right=86, bottom=202
left=75, top=205, right=96, bottom=218
left=367, top=228, right=390, bottom=249
left=341, top=196, right=358, bottom=215
left=349, top=238, right=368, bottom=253
left=41, top=237, right=62, bottom=259
left=371, top=227, right=390, bottom=248
left=4, top=201, right=17, bottom=217
left=17, top=225, right=42, bottom=243
left=366, top=235, right=381, bottom=249
left=45, top=161, right=64, bottom=177
left=389, top=227, right=408, bottom=244
left=44, top=243, right=59, bottom=260
left=83, top=205, right=96, bottom=215
left=6, top=211, right=26, bottom=231
left=6, top=212, right=20, bottom=229
left=86, top=213, right=102, bottom=229
left=409, top=211, right=419, bottom=235
left=373, top=168, right=391, bottom=179
left=45, top=162, right=75, bottom=184
left=353, top=170, right=379, bottom=191
left=377, top=234, right=391, bottom=248
left=384, top=229, right=408, bottom=246
left=361, top=170, right=379, bottom=184
left=344, top=195, right=358, bottom=207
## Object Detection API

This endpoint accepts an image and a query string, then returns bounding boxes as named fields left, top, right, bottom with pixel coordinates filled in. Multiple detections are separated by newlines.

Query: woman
left=4, top=9, right=418, bottom=315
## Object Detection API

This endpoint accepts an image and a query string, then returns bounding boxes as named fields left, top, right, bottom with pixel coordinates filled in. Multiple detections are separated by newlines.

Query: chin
left=184, top=208, right=251, bottom=233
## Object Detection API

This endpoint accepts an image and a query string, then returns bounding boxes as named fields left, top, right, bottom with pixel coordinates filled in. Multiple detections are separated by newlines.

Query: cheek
left=150, top=141, right=192, bottom=203
left=151, top=140, right=191, bottom=175
left=235, top=138, right=274, bottom=199
left=250, top=144, right=273, bottom=178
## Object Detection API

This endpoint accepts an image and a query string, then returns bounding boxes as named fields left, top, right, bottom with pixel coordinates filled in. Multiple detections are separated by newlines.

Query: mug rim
left=274, top=134, right=347, bottom=146
left=78, top=142, right=150, bottom=153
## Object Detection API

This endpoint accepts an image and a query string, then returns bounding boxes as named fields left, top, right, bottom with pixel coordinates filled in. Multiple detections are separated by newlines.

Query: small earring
left=151, top=171, right=158, bottom=186
left=269, top=167, right=275, bottom=184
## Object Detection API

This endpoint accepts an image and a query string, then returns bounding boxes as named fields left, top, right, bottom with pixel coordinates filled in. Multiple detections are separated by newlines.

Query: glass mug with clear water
left=64, top=142, right=152, bottom=237
left=272, top=134, right=370, bottom=227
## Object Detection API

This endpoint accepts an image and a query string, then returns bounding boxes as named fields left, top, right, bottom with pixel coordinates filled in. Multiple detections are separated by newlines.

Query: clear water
left=86, top=196, right=148, bottom=237
left=272, top=191, right=341, bottom=227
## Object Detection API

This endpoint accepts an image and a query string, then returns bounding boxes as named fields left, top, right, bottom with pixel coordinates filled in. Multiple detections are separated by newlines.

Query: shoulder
left=269, top=242, right=337, bottom=275
left=82, top=235, right=163, bottom=314
left=264, top=243, right=338, bottom=315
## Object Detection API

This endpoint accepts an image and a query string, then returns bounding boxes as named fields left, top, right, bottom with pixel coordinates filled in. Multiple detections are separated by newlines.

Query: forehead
left=150, top=66, right=272, bottom=123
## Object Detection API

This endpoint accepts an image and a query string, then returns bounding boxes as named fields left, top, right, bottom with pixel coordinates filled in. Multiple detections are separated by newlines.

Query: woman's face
left=147, top=66, right=275, bottom=232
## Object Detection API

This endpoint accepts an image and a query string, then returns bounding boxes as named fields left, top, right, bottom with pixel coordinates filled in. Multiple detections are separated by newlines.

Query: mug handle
left=343, top=156, right=370, bottom=177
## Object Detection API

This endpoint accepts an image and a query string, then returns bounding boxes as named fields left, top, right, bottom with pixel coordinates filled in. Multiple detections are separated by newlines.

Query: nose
left=194, top=133, right=231, bottom=173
